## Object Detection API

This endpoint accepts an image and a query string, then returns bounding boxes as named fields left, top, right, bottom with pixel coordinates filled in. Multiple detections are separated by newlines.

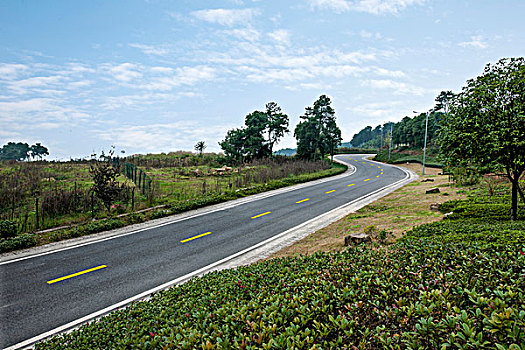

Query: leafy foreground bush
left=0, top=219, right=17, bottom=239
left=37, top=221, right=524, bottom=349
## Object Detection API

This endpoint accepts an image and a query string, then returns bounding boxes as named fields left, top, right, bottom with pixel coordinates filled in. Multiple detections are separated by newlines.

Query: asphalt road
left=0, top=155, right=408, bottom=349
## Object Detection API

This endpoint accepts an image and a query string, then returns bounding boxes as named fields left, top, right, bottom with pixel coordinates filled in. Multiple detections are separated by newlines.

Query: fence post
left=91, top=191, right=95, bottom=219
left=132, top=187, right=135, bottom=211
left=35, top=197, right=39, bottom=230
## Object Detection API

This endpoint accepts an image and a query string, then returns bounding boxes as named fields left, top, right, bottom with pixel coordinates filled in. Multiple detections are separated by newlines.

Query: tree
left=244, top=111, right=270, bottom=159
left=220, top=102, right=288, bottom=162
left=219, top=128, right=247, bottom=163
left=295, top=95, right=342, bottom=160
left=0, top=142, right=30, bottom=161
left=264, top=102, right=289, bottom=155
left=295, top=107, right=318, bottom=159
left=439, top=57, right=525, bottom=220
left=194, top=141, right=207, bottom=156
left=30, top=143, right=49, bottom=160
left=433, top=90, right=455, bottom=114
left=90, top=150, right=122, bottom=211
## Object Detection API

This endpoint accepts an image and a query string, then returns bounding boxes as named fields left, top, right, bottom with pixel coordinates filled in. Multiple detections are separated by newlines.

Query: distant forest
left=350, top=112, right=443, bottom=150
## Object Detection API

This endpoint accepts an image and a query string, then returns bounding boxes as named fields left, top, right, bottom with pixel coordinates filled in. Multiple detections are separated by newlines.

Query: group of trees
left=439, top=57, right=525, bottom=220
left=219, top=102, right=290, bottom=162
left=351, top=90, right=457, bottom=150
left=0, top=142, right=49, bottom=161
left=294, top=95, right=342, bottom=161
left=220, top=96, right=342, bottom=163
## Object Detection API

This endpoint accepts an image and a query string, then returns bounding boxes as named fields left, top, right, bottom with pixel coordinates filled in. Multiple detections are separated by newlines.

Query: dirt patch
left=269, top=163, right=465, bottom=259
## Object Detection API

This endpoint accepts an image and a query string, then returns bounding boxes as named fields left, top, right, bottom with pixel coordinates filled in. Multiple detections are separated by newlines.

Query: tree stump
left=345, top=233, right=370, bottom=246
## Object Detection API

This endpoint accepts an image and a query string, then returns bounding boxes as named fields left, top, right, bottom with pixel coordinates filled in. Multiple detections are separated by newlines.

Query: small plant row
left=36, top=197, right=525, bottom=349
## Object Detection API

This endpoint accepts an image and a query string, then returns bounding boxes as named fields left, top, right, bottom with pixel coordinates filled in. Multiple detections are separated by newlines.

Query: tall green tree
left=433, top=90, right=455, bottom=114
left=439, top=57, right=525, bottom=220
left=30, top=143, right=49, bottom=160
left=219, top=128, right=247, bottom=163
left=295, top=95, right=342, bottom=160
left=294, top=107, right=317, bottom=159
left=264, top=102, right=289, bottom=155
left=244, top=111, right=270, bottom=159
left=0, top=142, right=30, bottom=161
left=220, top=102, right=288, bottom=162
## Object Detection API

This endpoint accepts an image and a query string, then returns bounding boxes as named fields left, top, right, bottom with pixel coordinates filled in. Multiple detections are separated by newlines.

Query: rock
left=426, top=187, right=440, bottom=194
left=345, top=233, right=370, bottom=246
left=421, top=178, right=434, bottom=182
left=430, top=203, right=441, bottom=211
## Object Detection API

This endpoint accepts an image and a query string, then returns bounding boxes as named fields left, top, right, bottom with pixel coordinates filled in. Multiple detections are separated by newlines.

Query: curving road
left=0, top=155, right=411, bottom=349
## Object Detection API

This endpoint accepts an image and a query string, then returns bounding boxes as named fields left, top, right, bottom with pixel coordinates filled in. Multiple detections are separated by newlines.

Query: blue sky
left=1, top=0, right=523, bottom=160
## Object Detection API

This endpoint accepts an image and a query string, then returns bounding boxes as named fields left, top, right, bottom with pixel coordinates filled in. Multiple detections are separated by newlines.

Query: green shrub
left=0, top=220, right=17, bottom=239
left=444, top=203, right=525, bottom=221
left=0, top=233, right=37, bottom=253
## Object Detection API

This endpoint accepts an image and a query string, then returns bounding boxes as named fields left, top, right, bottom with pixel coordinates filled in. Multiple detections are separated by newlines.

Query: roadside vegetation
left=34, top=165, right=524, bottom=349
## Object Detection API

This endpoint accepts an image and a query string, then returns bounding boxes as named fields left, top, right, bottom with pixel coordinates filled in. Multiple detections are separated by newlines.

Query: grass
left=271, top=163, right=465, bottom=258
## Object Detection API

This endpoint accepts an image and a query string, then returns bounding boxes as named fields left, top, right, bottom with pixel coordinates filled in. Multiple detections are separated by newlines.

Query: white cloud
left=308, top=0, right=425, bottom=15
left=351, top=0, right=425, bottom=15
left=0, top=63, right=29, bottom=80
left=268, top=29, right=291, bottom=46
left=191, top=8, right=260, bottom=26
left=350, top=100, right=404, bottom=118
left=459, top=35, right=488, bottom=49
left=359, top=30, right=382, bottom=39
left=129, top=43, right=171, bottom=56
left=224, top=27, right=261, bottom=42
left=309, top=0, right=350, bottom=13
left=106, top=63, right=143, bottom=82
left=96, top=122, right=229, bottom=153
left=363, top=79, right=426, bottom=95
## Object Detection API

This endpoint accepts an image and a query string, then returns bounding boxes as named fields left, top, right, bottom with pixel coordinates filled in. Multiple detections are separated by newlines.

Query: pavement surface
left=0, top=155, right=414, bottom=349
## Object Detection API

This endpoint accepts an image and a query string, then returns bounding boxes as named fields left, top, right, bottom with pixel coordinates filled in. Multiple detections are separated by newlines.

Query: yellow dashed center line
left=325, top=190, right=336, bottom=194
left=347, top=183, right=355, bottom=187
left=47, top=265, right=107, bottom=285
left=251, top=211, right=272, bottom=219
left=364, top=178, right=371, bottom=182
left=376, top=175, right=380, bottom=178
left=181, top=231, right=212, bottom=243
left=296, top=198, right=310, bottom=204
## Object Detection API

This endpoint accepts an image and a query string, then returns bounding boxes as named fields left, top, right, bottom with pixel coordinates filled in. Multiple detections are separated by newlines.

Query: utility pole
left=388, top=123, right=393, bottom=161
left=422, top=111, right=429, bottom=176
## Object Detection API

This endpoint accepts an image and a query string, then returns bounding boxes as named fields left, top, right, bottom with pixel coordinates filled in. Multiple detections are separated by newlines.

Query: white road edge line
left=5, top=156, right=416, bottom=350
left=1, top=160, right=357, bottom=265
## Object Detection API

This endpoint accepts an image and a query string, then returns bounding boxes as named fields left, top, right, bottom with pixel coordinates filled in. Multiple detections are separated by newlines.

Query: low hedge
left=0, top=233, right=37, bottom=253
left=439, top=200, right=524, bottom=221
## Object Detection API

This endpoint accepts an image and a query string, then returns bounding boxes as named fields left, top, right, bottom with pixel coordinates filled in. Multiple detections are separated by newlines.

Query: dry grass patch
left=270, top=163, right=467, bottom=259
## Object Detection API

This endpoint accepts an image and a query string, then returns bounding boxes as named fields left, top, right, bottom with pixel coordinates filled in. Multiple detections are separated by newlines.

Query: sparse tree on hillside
left=439, top=57, right=525, bottom=220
